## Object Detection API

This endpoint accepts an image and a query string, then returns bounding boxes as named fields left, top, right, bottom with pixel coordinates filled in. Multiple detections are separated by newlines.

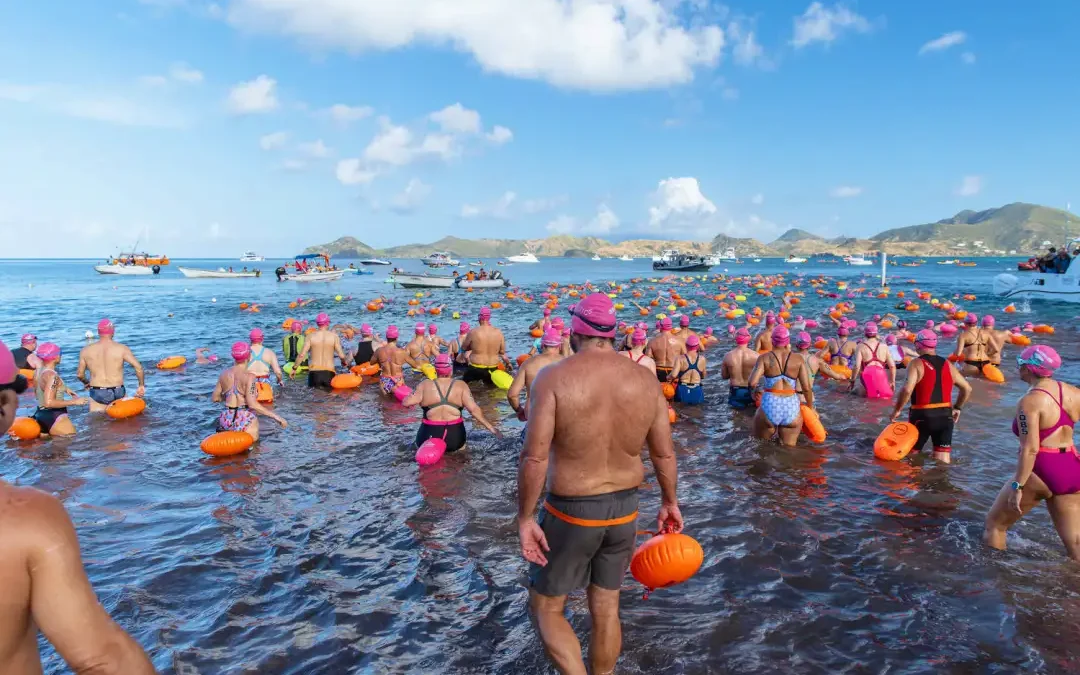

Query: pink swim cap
left=386, top=325, right=400, bottom=340
left=543, top=308, right=552, bottom=317
left=562, top=327, right=571, bottom=337
left=551, top=317, right=564, bottom=328
left=316, top=313, right=330, bottom=326
left=291, top=321, right=303, bottom=333
left=925, top=320, right=935, bottom=329
left=915, top=329, right=937, bottom=348
left=433, top=353, right=453, bottom=376
left=680, top=315, right=690, bottom=327
left=0, top=340, right=17, bottom=386
left=632, top=329, right=648, bottom=345
left=479, top=307, right=492, bottom=320
left=459, top=322, right=470, bottom=334
left=571, top=293, right=617, bottom=338
left=36, top=342, right=61, bottom=362
left=735, top=328, right=751, bottom=345
left=1018, top=345, right=1061, bottom=378
left=249, top=328, right=264, bottom=342
left=361, top=324, right=373, bottom=336
left=864, top=322, right=878, bottom=337
left=981, top=315, right=995, bottom=327
left=964, top=313, right=978, bottom=325
left=231, top=341, right=251, bottom=361
left=771, top=325, right=790, bottom=347
left=21, top=333, right=37, bottom=345
left=415, top=323, right=426, bottom=335
left=428, top=324, right=438, bottom=335
left=636, top=322, right=648, bottom=331
left=838, top=327, right=849, bottom=337
left=705, top=327, right=714, bottom=336
left=542, top=328, right=562, bottom=347
left=765, top=313, right=777, bottom=326
left=686, top=334, right=700, bottom=349
left=796, top=331, right=812, bottom=348
left=660, top=317, right=673, bottom=331
left=873, top=314, right=881, bottom=321
left=97, top=319, right=115, bottom=336
left=885, top=334, right=897, bottom=345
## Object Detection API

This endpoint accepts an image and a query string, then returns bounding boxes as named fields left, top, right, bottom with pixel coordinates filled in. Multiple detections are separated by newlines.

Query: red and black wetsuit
left=910, top=354, right=953, bottom=453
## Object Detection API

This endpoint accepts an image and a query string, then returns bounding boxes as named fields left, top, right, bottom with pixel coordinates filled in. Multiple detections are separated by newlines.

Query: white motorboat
left=468, top=261, right=484, bottom=267
left=785, top=255, right=808, bottom=264
left=507, top=252, right=539, bottom=264
left=179, top=266, right=260, bottom=278
left=591, top=254, right=602, bottom=261
left=94, top=264, right=155, bottom=275
left=240, top=251, right=265, bottom=262
left=715, top=247, right=738, bottom=262
left=753, top=258, right=762, bottom=263
left=284, top=270, right=346, bottom=282
left=359, top=258, right=391, bottom=266
left=423, top=252, right=460, bottom=267
left=277, top=253, right=346, bottom=282
left=937, top=259, right=958, bottom=265
left=619, top=255, right=634, bottom=262
left=994, top=271, right=1080, bottom=303
left=846, top=255, right=873, bottom=266
left=455, top=271, right=510, bottom=289
left=391, top=273, right=456, bottom=289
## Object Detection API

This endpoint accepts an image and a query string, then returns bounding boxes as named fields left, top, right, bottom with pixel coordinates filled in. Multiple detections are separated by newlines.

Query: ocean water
left=2, top=256, right=1080, bottom=674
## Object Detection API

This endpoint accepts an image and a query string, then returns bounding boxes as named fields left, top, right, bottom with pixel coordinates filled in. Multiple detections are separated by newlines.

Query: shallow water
left=3, top=257, right=1080, bottom=674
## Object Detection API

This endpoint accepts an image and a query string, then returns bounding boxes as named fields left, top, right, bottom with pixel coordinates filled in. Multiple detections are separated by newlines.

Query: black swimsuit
left=416, top=380, right=468, bottom=452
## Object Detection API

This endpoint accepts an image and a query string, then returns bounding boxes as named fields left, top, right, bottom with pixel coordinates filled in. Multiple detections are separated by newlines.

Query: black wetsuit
left=354, top=340, right=375, bottom=366
left=11, top=347, right=31, bottom=370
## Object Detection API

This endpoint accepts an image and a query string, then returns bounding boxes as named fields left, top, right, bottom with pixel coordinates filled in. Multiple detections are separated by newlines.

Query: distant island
left=305, top=202, right=1077, bottom=259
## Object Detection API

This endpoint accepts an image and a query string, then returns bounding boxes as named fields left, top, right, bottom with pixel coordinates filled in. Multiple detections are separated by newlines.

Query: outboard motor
left=151, top=265, right=161, bottom=275
left=275, top=266, right=287, bottom=282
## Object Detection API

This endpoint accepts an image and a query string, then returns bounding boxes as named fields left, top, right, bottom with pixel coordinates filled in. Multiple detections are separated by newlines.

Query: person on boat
left=448, top=322, right=470, bottom=374
left=621, top=328, right=657, bottom=376
left=516, top=292, right=682, bottom=675
left=466, top=270, right=476, bottom=282
left=425, top=323, right=446, bottom=353
left=669, top=334, right=706, bottom=404
left=403, top=354, right=499, bottom=452
left=981, top=315, right=1012, bottom=371
left=848, top=322, right=896, bottom=399
left=509, top=329, right=566, bottom=421
left=245, top=328, right=284, bottom=389
left=460, top=308, right=512, bottom=384
left=0, top=340, right=157, bottom=674
left=645, top=317, right=686, bottom=383
left=753, top=313, right=777, bottom=352
left=722, top=327, right=759, bottom=409
left=10, top=333, right=40, bottom=371
left=1054, top=248, right=1072, bottom=274
left=824, top=326, right=857, bottom=370
left=795, top=331, right=844, bottom=399
left=31, top=343, right=87, bottom=437
left=372, top=326, right=422, bottom=395
left=212, top=342, right=287, bottom=441
left=889, top=330, right=971, bottom=464
left=749, top=326, right=814, bottom=447
left=293, top=313, right=349, bottom=390
left=282, top=321, right=306, bottom=374
left=74, top=319, right=146, bottom=412
left=954, top=314, right=993, bottom=376
left=353, top=324, right=380, bottom=367
left=984, top=345, right=1080, bottom=559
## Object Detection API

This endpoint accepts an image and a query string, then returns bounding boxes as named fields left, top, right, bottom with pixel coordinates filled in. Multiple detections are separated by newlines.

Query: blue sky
left=1, top=1, right=1077, bottom=257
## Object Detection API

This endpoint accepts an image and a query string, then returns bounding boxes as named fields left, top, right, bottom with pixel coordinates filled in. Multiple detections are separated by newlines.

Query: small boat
left=620, top=255, right=634, bottom=262
left=957, top=261, right=977, bottom=267
left=785, top=255, right=808, bottom=264
left=391, top=273, right=456, bottom=289
left=179, top=266, right=260, bottom=278
left=278, top=253, right=346, bottom=282
left=469, top=261, right=484, bottom=267
left=714, top=247, right=738, bottom=262
left=345, top=266, right=374, bottom=275
left=112, top=252, right=170, bottom=266
left=753, top=258, right=762, bottom=263
left=455, top=272, right=510, bottom=289
left=240, top=251, right=265, bottom=262
left=95, top=264, right=156, bottom=275
left=507, top=251, right=540, bottom=264
left=900, top=262, right=922, bottom=267
left=591, top=254, right=602, bottom=261
left=937, top=259, right=958, bottom=265
left=846, top=255, right=874, bottom=266
left=423, top=252, right=460, bottom=267
left=995, top=271, right=1080, bottom=303
left=652, top=254, right=712, bottom=272
left=359, top=258, right=391, bottom=266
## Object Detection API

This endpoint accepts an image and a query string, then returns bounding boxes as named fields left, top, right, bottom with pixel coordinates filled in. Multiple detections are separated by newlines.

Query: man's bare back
left=462, top=325, right=507, bottom=368
left=507, top=350, right=565, bottom=420
left=722, top=346, right=758, bottom=386
left=299, top=330, right=345, bottom=372
left=76, top=338, right=145, bottom=411
left=646, top=332, right=685, bottom=372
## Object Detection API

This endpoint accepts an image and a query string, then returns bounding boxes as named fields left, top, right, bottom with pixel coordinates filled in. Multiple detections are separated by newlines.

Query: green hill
left=871, top=202, right=1077, bottom=252
left=303, top=236, right=377, bottom=258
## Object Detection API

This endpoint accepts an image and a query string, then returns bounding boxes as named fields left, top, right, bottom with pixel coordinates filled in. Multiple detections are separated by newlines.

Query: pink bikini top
left=1012, top=382, right=1076, bottom=441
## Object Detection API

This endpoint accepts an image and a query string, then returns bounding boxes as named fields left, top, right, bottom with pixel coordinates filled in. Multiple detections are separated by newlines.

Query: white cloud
left=227, top=75, right=278, bottom=114
left=961, top=51, right=976, bottom=65
left=336, top=159, right=377, bottom=185
left=390, top=178, right=431, bottom=214
left=298, top=139, right=332, bottom=158
left=487, top=125, right=513, bottom=145
left=830, top=185, right=863, bottom=198
left=648, top=177, right=717, bottom=234
left=169, top=62, right=204, bottom=83
left=418, top=132, right=457, bottom=160
left=919, top=31, right=966, bottom=55
left=546, top=204, right=619, bottom=235
left=326, top=103, right=373, bottom=125
left=259, top=131, right=289, bottom=150
left=226, top=0, right=724, bottom=92
left=430, top=103, right=481, bottom=134
left=955, top=175, right=982, bottom=197
left=729, top=22, right=764, bottom=67
left=791, top=2, right=871, bottom=49
left=751, top=193, right=764, bottom=205
left=363, top=120, right=416, bottom=166
left=523, top=195, right=566, bottom=214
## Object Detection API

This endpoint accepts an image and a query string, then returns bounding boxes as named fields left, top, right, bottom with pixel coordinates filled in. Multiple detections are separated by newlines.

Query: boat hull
left=359, top=259, right=391, bottom=266
left=95, top=265, right=154, bottom=275
left=651, top=262, right=712, bottom=272
left=507, top=254, right=539, bottom=263
left=456, top=279, right=510, bottom=289
left=994, top=272, right=1080, bottom=303
left=283, top=271, right=346, bottom=282
left=179, top=267, right=259, bottom=279
left=392, top=274, right=455, bottom=289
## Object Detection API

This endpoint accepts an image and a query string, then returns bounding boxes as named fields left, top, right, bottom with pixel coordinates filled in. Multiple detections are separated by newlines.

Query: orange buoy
left=530, top=328, right=543, bottom=338
left=662, top=383, right=676, bottom=400
left=200, top=431, right=254, bottom=457
left=105, top=397, right=146, bottom=420
left=8, top=417, right=41, bottom=440
left=239, top=302, right=249, bottom=310
left=873, top=422, right=919, bottom=461
left=982, top=364, right=1005, bottom=383
left=331, top=373, right=362, bottom=389
left=18, top=368, right=34, bottom=383
left=813, top=339, right=827, bottom=350
left=156, top=356, right=187, bottom=370
left=1003, top=304, right=1017, bottom=313
left=256, top=381, right=274, bottom=403
left=800, top=404, right=826, bottom=443
left=1033, top=324, right=1055, bottom=334
left=831, top=364, right=852, bottom=380
left=490, top=302, right=502, bottom=309
left=1010, top=334, right=1032, bottom=346
left=630, top=533, right=704, bottom=590
left=667, top=406, right=677, bottom=424
left=516, top=354, right=529, bottom=366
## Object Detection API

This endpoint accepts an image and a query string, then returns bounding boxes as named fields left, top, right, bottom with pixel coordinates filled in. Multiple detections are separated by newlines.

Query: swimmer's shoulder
left=0, top=484, right=69, bottom=553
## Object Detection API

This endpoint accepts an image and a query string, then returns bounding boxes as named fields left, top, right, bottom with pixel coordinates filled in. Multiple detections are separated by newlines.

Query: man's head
left=680, top=315, right=690, bottom=328
left=0, top=341, right=27, bottom=436
left=569, top=293, right=617, bottom=352
left=479, top=307, right=492, bottom=324
left=542, top=328, right=562, bottom=350
left=97, top=319, right=115, bottom=337
left=660, top=317, right=673, bottom=332
left=20, top=333, right=37, bottom=350
left=915, top=329, right=938, bottom=353
left=735, top=328, right=751, bottom=345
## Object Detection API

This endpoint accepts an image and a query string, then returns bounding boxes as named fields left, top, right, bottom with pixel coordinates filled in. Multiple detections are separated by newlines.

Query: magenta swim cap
left=459, top=322, right=470, bottom=334
left=571, top=293, right=617, bottom=338
left=705, top=327, right=714, bottom=336
left=925, top=320, right=935, bottom=328
left=20, top=333, right=36, bottom=346
left=660, top=317, right=673, bottom=331
left=632, top=328, right=648, bottom=345
left=765, top=313, right=777, bottom=326
left=361, top=324, right=373, bottom=336
left=864, top=322, right=878, bottom=337
left=735, top=328, right=751, bottom=345
left=231, top=341, right=251, bottom=361
left=0, top=340, right=17, bottom=386
left=964, top=313, right=978, bottom=325
left=1018, top=345, right=1061, bottom=378
left=249, top=328, right=264, bottom=343
left=686, top=334, right=700, bottom=349
left=415, top=323, right=426, bottom=335
left=636, top=322, right=648, bottom=331
left=479, top=307, right=492, bottom=320
left=433, top=353, right=453, bottom=375
left=771, top=325, right=790, bottom=347
left=542, top=328, right=562, bottom=347
left=885, top=334, right=897, bottom=345
left=97, top=319, right=115, bottom=336
left=543, top=308, right=552, bottom=317
left=680, top=315, right=690, bottom=327
left=428, top=324, right=438, bottom=335
left=796, top=331, right=812, bottom=348
left=36, top=343, right=61, bottom=362
left=386, top=325, right=400, bottom=340
left=316, top=313, right=330, bottom=326
left=838, top=327, right=849, bottom=337
left=873, top=314, right=881, bottom=321
left=915, top=330, right=938, bottom=348
left=291, top=321, right=303, bottom=333
left=981, top=315, right=995, bottom=327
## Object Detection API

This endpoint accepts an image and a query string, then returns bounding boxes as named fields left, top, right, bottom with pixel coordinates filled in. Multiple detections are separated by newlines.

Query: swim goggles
left=0, top=374, right=28, bottom=395
left=1016, top=353, right=1052, bottom=371
left=568, top=307, right=617, bottom=335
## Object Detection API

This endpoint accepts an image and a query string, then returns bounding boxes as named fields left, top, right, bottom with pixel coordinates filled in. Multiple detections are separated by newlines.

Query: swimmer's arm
left=1013, top=397, right=1042, bottom=486
left=269, top=352, right=284, bottom=386
left=817, top=360, right=843, bottom=380
left=798, top=363, right=814, bottom=408
left=646, top=391, right=678, bottom=507
left=950, top=362, right=973, bottom=411
left=460, top=332, right=473, bottom=353
left=848, top=349, right=864, bottom=390
left=42, top=373, right=84, bottom=408
left=747, top=357, right=764, bottom=389
left=462, top=386, right=497, bottom=434
left=507, top=367, right=527, bottom=414
left=517, top=373, right=554, bottom=522
left=498, top=334, right=511, bottom=366
left=334, top=336, right=348, bottom=367
left=699, top=357, right=707, bottom=378
left=886, top=351, right=896, bottom=389
left=720, top=357, right=731, bottom=380
left=26, top=490, right=157, bottom=674
left=401, top=383, right=424, bottom=408
left=890, top=363, right=919, bottom=420
left=122, top=347, right=145, bottom=388
left=403, top=352, right=422, bottom=370
left=668, top=359, right=683, bottom=383
left=76, top=350, right=89, bottom=385
left=211, top=378, right=223, bottom=403
left=952, top=335, right=966, bottom=359
left=246, top=378, right=285, bottom=426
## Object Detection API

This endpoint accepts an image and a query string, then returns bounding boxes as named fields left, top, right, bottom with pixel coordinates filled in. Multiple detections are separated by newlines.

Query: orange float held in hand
left=157, top=356, right=187, bottom=370
left=106, top=397, right=146, bottom=420
left=800, top=405, right=826, bottom=443
left=662, top=383, right=676, bottom=400
left=667, top=406, right=677, bottom=424
left=873, top=422, right=919, bottom=461
left=18, top=368, right=34, bottom=384
left=530, top=328, right=543, bottom=338
left=9, top=417, right=41, bottom=440
left=201, top=431, right=255, bottom=457
left=256, top=382, right=274, bottom=403
left=630, top=533, right=704, bottom=591
left=516, top=354, right=529, bottom=366
left=331, top=374, right=362, bottom=389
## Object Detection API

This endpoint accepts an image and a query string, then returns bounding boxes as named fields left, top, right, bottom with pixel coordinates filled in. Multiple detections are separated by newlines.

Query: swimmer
left=405, top=323, right=432, bottom=365
left=645, top=317, right=686, bottom=384
left=212, top=342, right=287, bottom=441
left=246, top=328, right=285, bottom=388
left=753, top=313, right=778, bottom=352
left=824, top=326, right=857, bottom=368
left=448, top=322, right=471, bottom=374
left=954, top=314, right=992, bottom=376
left=721, top=328, right=758, bottom=410
left=195, top=348, right=218, bottom=365
left=848, top=322, right=896, bottom=399
left=794, top=331, right=844, bottom=401
left=674, top=315, right=697, bottom=349
left=353, top=324, right=381, bottom=366
left=979, top=315, right=1012, bottom=368
left=372, top=325, right=422, bottom=396
left=984, top=346, right=1080, bottom=560
left=72, top=319, right=146, bottom=412
left=885, top=334, right=917, bottom=368
left=282, top=320, right=305, bottom=373
left=425, top=323, right=446, bottom=353
left=529, top=308, right=553, bottom=333
left=403, top=354, right=499, bottom=452
left=294, top=313, right=349, bottom=390
left=516, top=293, right=682, bottom=675
left=30, top=343, right=87, bottom=437
left=749, top=326, right=814, bottom=447
left=621, top=328, right=657, bottom=377
left=10, top=333, right=41, bottom=371
left=669, top=334, right=706, bottom=404
left=889, top=330, right=971, bottom=464
left=0, top=340, right=157, bottom=673
left=460, top=308, right=513, bottom=384
left=700, top=326, right=719, bottom=349
left=509, top=328, right=567, bottom=421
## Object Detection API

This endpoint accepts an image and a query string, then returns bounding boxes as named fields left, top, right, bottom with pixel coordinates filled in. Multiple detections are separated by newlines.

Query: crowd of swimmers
left=3, top=288, right=1079, bottom=674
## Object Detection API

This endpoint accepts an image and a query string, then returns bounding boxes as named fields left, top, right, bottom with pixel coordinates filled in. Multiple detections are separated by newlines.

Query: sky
left=1, top=1, right=1077, bottom=258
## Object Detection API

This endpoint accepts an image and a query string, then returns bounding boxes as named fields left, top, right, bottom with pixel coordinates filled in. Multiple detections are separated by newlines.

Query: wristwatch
left=1010, top=481, right=1023, bottom=491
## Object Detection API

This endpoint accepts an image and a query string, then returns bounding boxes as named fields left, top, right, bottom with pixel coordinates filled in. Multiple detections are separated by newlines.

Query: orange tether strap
left=543, top=501, right=638, bottom=528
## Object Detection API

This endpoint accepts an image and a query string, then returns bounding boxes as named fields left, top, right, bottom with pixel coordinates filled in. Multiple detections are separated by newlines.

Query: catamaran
left=845, top=255, right=874, bottom=266
left=715, top=247, right=738, bottom=262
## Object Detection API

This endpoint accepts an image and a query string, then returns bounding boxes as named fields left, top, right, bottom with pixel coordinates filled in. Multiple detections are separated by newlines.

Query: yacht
left=785, top=255, right=808, bottom=264
left=652, top=253, right=713, bottom=272
left=359, top=258, right=391, bottom=266
left=845, top=255, right=873, bottom=266
left=591, top=254, right=602, bottom=261
left=422, top=252, right=460, bottom=268
left=240, top=251, right=265, bottom=262
left=508, top=251, right=540, bottom=264
left=715, top=247, right=738, bottom=262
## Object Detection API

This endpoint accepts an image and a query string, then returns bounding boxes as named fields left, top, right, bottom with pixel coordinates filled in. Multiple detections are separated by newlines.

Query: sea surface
left=2, top=256, right=1080, bottom=674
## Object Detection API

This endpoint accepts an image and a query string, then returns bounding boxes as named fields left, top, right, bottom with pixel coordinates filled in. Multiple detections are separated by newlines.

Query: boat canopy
left=295, top=253, right=330, bottom=261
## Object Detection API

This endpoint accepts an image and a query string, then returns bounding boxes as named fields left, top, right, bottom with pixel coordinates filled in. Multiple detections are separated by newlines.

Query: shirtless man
left=508, top=328, right=566, bottom=422
left=75, top=319, right=146, bottom=412
left=980, top=315, right=1012, bottom=368
left=752, top=314, right=777, bottom=352
left=954, top=314, right=992, bottom=377
left=294, top=313, right=349, bottom=390
left=516, top=294, right=683, bottom=675
left=721, top=328, right=758, bottom=409
left=246, top=328, right=285, bottom=388
left=460, top=307, right=513, bottom=384
left=621, top=328, right=657, bottom=376
left=0, top=340, right=156, bottom=674
left=371, top=325, right=422, bottom=396
left=645, top=317, right=686, bottom=383
left=674, top=315, right=697, bottom=349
